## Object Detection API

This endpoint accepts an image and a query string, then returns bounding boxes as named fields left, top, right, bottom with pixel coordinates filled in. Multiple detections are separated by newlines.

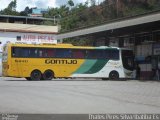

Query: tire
left=30, top=70, right=42, bottom=81
left=109, top=71, right=119, bottom=80
left=43, top=70, right=54, bottom=80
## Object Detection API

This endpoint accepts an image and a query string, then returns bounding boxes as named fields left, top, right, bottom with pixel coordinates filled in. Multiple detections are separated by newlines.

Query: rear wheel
left=109, top=71, right=119, bottom=80
left=43, top=70, right=54, bottom=80
left=30, top=70, right=42, bottom=81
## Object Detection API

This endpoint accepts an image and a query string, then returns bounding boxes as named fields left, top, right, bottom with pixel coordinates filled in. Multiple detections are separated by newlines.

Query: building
left=28, top=8, right=48, bottom=17
left=58, top=11, right=160, bottom=80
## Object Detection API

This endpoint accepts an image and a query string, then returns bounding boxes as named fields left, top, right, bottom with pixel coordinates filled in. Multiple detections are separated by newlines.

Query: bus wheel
left=30, top=70, right=42, bottom=81
left=109, top=71, right=119, bottom=80
left=43, top=70, right=54, bottom=80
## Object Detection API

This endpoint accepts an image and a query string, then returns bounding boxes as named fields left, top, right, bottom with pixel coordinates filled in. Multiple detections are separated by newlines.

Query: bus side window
left=64, top=49, right=72, bottom=58
left=22, top=48, right=29, bottom=57
left=96, top=50, right=105, bottom=59
left=38, top=49, right=52, bottom=58
left=111, top=50, right=119, bottom=60
left=42, top=49, right=48, bottom=57
left=47, top=49, right=54, bottom=57
left=72, top=49, right=85, bottom=59
left=39, top=49, right=43, bottom=57
left=107, top=50, right=119, bottom=60
left=12, top=47, right=16, bottom=57
left=55, top=49, right=71, bottom=58
left=12, top=47, right=21, bottom=57
left=85, top=50, right=92, bottom=59
left=29, top=48, right=38, bottom=58
left=86, top=50, right=101, bottom=59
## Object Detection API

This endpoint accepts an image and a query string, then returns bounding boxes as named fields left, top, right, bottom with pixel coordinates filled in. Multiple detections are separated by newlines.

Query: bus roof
left=7, top=43, right=120, bottom=50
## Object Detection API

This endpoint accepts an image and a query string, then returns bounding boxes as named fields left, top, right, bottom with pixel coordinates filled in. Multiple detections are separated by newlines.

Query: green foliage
left=8, top=0, right=17, bottom=11
left=90, top=0, right=96, bottom=6
left=0, top=8, right=19, bottom=15
left=19, top=7, right=30, bottom=16
left=63, top=38, right=94, bottom=46
left=0, top=0, right=19, bottom=15
left=68, top=0, right=74, bottom=7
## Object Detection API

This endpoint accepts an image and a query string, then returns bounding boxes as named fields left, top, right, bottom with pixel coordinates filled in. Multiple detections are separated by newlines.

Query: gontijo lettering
left=45, top=59, right=77, bottom=64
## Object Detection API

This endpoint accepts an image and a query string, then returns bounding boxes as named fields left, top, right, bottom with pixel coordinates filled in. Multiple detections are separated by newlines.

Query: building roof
left=0, top=14, right=54, bottom=21
left=0, top=22, right=59, bottom=34
left=57, top=11, right=160, bottom=39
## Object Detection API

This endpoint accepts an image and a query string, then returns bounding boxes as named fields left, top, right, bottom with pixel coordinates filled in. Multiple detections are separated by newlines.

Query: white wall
left=0, top=32, right=58, bottom=52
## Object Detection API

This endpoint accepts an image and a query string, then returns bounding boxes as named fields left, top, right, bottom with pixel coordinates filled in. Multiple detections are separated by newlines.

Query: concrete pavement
left=0, top=77, right=160, bottom=113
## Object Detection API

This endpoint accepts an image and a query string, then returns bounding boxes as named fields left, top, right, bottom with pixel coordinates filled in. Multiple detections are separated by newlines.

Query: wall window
left=16, top=36, right=21, bottom=41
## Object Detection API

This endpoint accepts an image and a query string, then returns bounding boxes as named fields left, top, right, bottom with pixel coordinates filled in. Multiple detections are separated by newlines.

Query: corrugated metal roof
left=57, top=11, right=160, bottom=39
left=0, top=22, right=59, bottom=34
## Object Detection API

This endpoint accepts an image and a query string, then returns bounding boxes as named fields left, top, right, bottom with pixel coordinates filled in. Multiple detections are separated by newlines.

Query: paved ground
left=0, top=77, right=160, bottom=114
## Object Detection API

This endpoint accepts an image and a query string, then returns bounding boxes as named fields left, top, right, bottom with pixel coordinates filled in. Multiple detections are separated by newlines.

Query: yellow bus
left=2, top=43, right=135, bottom=80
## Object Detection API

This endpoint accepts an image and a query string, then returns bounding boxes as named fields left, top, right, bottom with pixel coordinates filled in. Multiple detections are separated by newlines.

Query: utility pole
left=53, top=16, right=56, bottom=25
left=53, top=14, right=61, bottom=25
left=116, top=0, right=119, bottom=17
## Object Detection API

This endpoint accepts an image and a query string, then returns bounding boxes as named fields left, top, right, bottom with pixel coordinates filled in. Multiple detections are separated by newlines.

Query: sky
left=0, top=0, right=104, bottom=12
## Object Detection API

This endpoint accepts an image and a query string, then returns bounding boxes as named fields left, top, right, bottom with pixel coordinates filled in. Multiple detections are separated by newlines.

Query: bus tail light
left=7, top=65, right=9, bottom=69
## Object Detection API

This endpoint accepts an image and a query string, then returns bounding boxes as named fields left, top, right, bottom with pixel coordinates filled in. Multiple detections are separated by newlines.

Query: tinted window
left=11, top=47, right=119, bottom=60
left=12, top=47, right=39, bottom=58
left=85, top=50, right=105, bottom=59
left=72, top=49, right=106, bottom=59
left=72, top=49, right=85, bottom=59
left=39, top=49, right=55, bottom=58
left=105, top=49, right=119, bottom=60
left=12, top=47, right=21, bottom=57
left=55, top=49, right=72, bottom=58
left=12, top=47, right=73, bottom=58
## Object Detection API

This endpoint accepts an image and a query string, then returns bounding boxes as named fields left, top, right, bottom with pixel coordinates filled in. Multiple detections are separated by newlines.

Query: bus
left=2, top=43, right=135, bottom=80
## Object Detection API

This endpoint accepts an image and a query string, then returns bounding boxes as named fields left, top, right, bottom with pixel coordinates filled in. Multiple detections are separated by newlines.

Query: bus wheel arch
left=30, top=69, right=42, bottom=81
left=109, top=70, right=119, bottom=80
left=43, top=69, right=54, bottom=80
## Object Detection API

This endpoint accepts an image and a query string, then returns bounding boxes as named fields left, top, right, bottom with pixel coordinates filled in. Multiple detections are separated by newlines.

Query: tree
left=20, top=6, right=30, bottom=16
left=68, top=0, right=74, bottom=7
left=0, top=0, right=19, bottom=15
left=8, top=0, right=17, bottom=11
left=90, top=0, right=96, bottom=6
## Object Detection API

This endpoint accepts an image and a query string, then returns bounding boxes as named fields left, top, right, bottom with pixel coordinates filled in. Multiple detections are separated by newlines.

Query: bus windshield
left=122, top=50, right=134, bottom=71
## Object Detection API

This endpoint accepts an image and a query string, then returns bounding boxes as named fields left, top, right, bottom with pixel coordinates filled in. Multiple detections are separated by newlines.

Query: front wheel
left=109, top=71, right=119, bottom=80
left=30, top=70, right=42, bottom=81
